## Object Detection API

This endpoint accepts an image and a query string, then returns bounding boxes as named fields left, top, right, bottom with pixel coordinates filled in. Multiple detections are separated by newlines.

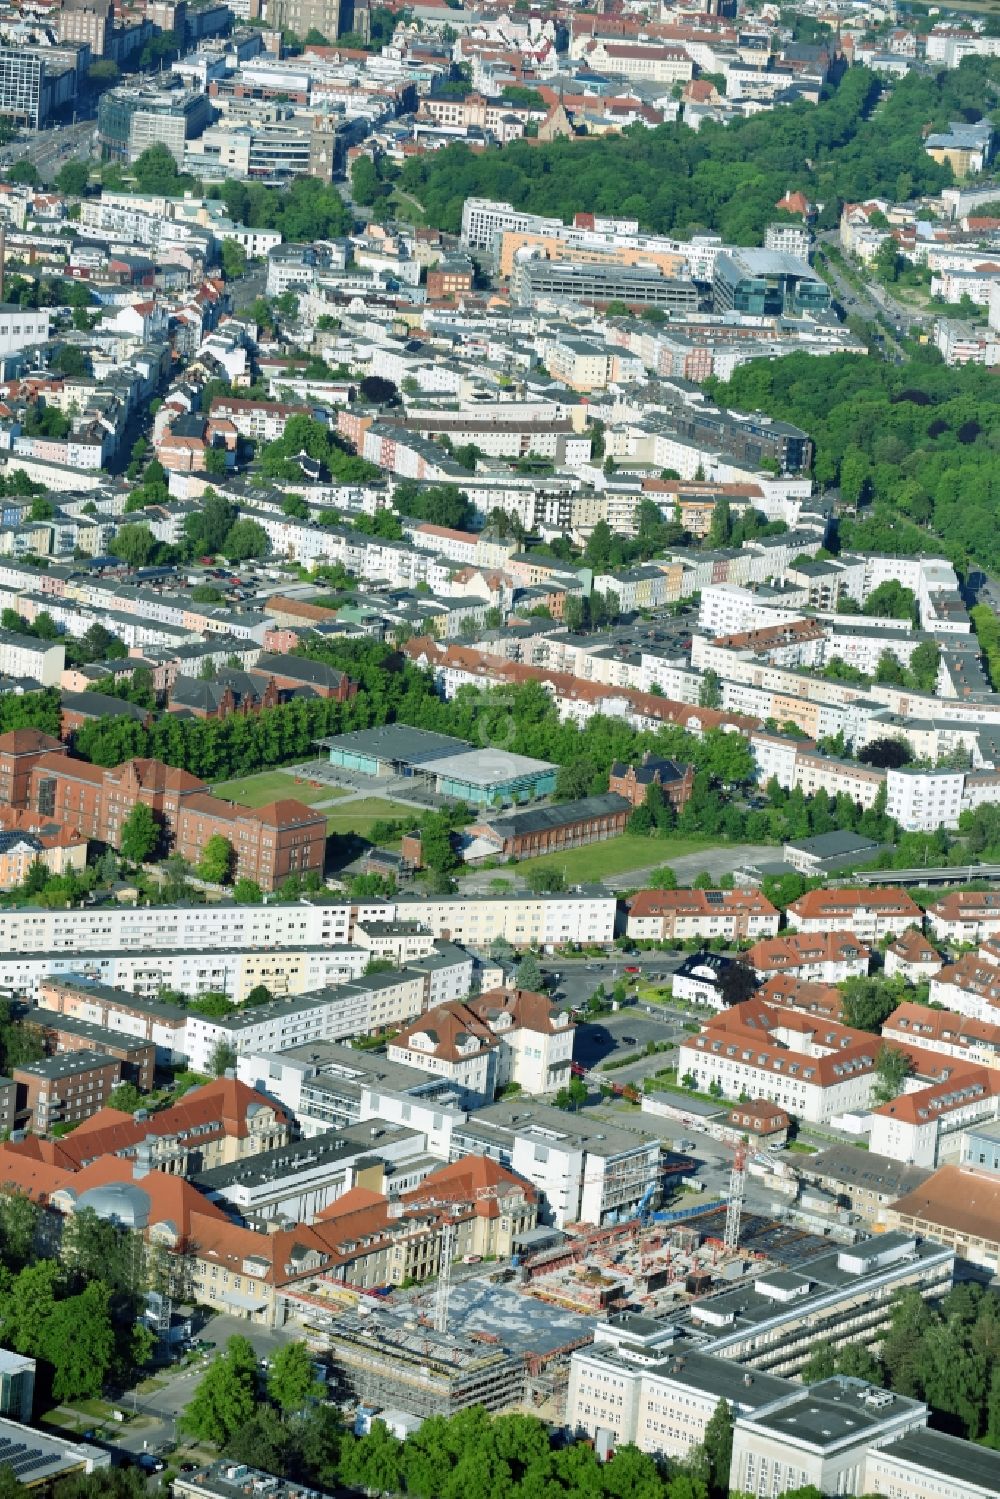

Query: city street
left=2, top=119, right=97, bottom=181
left=99, top=1316, right=298, bottom=1460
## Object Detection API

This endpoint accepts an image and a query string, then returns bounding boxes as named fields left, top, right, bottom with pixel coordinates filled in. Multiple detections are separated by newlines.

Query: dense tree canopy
left=397, top=63, right=999, bottom=242
left=711, top=343, right=1000, bottom=573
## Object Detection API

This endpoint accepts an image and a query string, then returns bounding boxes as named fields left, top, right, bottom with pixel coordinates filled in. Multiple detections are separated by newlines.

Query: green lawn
left=212, top=770, right=346, bottom=808
left=324, top=797, right=408, bottom=837
left=509, top=834, right=718, bottom=883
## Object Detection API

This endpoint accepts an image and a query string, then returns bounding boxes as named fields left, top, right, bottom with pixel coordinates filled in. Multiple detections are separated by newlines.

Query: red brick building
left=37, top=1014, right=156, bottom=1092
left=0, top=728, right=66, bottom=808
left=14, top=1051, right=122, bottom=1135
left=173, top=794, right=327, bottom=889
left=24, top=754, right=326, bottom=890
left=608, top=752, right=694, bottom=811
left=466, top=792, right=630, bottom=861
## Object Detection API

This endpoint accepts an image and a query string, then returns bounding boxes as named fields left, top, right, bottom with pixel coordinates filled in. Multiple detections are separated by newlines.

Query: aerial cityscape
left=0, top=1, right=996, bottom=1497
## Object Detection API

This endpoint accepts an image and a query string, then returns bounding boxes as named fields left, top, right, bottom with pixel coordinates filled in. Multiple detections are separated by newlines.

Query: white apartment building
left=869, top=1068, right=1000, bottom=1168
left=679, top=1011, right=878, bottom=1124
left=0, top=945, right=368, bottom=1005
left=568, top=1332, right=791, bottom=1460
left=626, top=889, right=779, bottom=943
left=0, top=307, right=51, bottom=357
left=395, top=890, right=617, bottom=949
left=0, top=891, right=615, bottom=958
left=452, top=1102, right=662, bottom=1228
left=929, top=956, right=1000, bottom=1023
left=582, top=39, right=694, bottom=83
left=784, top=889, right=923, bottom=945
left=0, top=629, right=64, bottom=686
left=697, top=582, right=807, bottom=637
left=926, top=894, right=1000, bottom=945
left=886, top=767, right=965, bottom=832
left=863, top=1429, right=1000, bottom=1499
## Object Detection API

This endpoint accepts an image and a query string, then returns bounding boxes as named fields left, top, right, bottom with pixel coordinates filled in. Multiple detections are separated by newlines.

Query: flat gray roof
left=322, top=724, right=468, bottom=765
left=748, top=1377, right=925, bottom=1449
left=424, top=748, right=555, bottom=785
left=191, top=1122, right=420, bottom=1191
left=876, top=1427, right=1000, bottom=1490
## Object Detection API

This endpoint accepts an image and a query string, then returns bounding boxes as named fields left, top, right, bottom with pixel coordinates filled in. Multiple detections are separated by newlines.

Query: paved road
left=108, top=1316, right=298, bottom=1459
left=2, top=119, right=97, bottom=182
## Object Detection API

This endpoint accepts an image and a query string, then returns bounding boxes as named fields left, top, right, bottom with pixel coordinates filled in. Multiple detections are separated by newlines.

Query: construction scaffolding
left=325, top=1310, right=525, bottom=1419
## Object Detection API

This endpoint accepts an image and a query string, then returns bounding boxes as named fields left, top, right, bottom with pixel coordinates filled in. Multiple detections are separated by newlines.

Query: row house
left=626, top=889, right=779, bottom=943
left=784, top=888, right=923, bottom=945
left=747, top=932, right=872, bottom=984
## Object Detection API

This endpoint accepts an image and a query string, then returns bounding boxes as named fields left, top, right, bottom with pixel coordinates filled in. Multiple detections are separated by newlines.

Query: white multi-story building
left=452, top=1101, right=662, bottom=1228
left=731, top=1378, right=928, bottom=1499
left=0, top=628, right=63, bottom=686
left=679, top=1004, right=878, bottom=1124
left=869, top=1067, right=1000, bottom=1168
left=926, top=894, right=1000, bottom=945
left=863, top=1429, right=1000, bottom=1499
left=886, top=767, right=966, bottom=833
left=784, top=888, right=923, bottom=945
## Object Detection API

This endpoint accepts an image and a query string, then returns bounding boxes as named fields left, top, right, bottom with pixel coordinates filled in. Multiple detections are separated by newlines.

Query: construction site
left=305, top=1174, right=839, bottom=1422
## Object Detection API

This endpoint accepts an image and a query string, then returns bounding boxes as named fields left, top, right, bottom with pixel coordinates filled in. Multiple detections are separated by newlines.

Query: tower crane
left=390, top=1181, right=523, bottom=1336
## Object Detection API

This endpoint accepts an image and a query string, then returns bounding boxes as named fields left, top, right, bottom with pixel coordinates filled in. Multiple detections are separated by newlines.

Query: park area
left=211, top=769, right=344, bottom=808
left=512, top=834, right=719, bottom=885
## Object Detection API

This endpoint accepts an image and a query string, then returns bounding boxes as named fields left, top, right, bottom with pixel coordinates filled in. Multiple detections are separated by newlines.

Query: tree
left=339, top=1420, right=403, bottom=1496
left=209, top=1038, right=236, bottom=1077
left=801, top=1341, right=837, bottom=1383
left=110, top=522, right=156, bottom=569
left=107, top=1082, right=144, bottom=1113
left=245, top=984, right=272, bottom=1007
left=702, top=1399, right=733, bottom=1499
left=232, top=877, right=264, bottom=904
left=708, top=498, right=731, bottom=547
left=53, top=345, right=86, bottom=377
left=5, top=1260, right=60, bottom=1355
left=204, top=446, right=229, bottom=478
left=268, top=1341, right=326, bottom=1412
left=873, top=1042, right=912, bottom=1104
left=514, top=952, right=545, bottom=990
left=840, top=975, right=906, bottom=1032
left=837, top=1341, right=882, bottom=1383
left=42, top=1281, right=115, bottom=1402
left=359, top=376, right=399, bottom=405
left=182, top=1335, right=259, bottom=1445
left=223, top=519, right=269, bottom=561
left=909, top=638, right=940, bottom=693
left=198, top=834, right=235, bottom=884
left=717, top=960, right=757, bottom=1007
left=0, top=1193, right=38, bottom=1270
left=220, top=239, right=247, bottom=280
left=55, top=161, right=89, bottom=196
left=698, top=669, right=722, bottom=709
left=29, top=495, right=54, bottom=521
left=859, top=734, right=910, bottom=768
left=119, top=801, right=159, bottom=863
left=524, top=864, right=567, bottom=894
left=554, top=1078, right=587, bottom=1111
left=8, top=159, right=38, bottom=186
